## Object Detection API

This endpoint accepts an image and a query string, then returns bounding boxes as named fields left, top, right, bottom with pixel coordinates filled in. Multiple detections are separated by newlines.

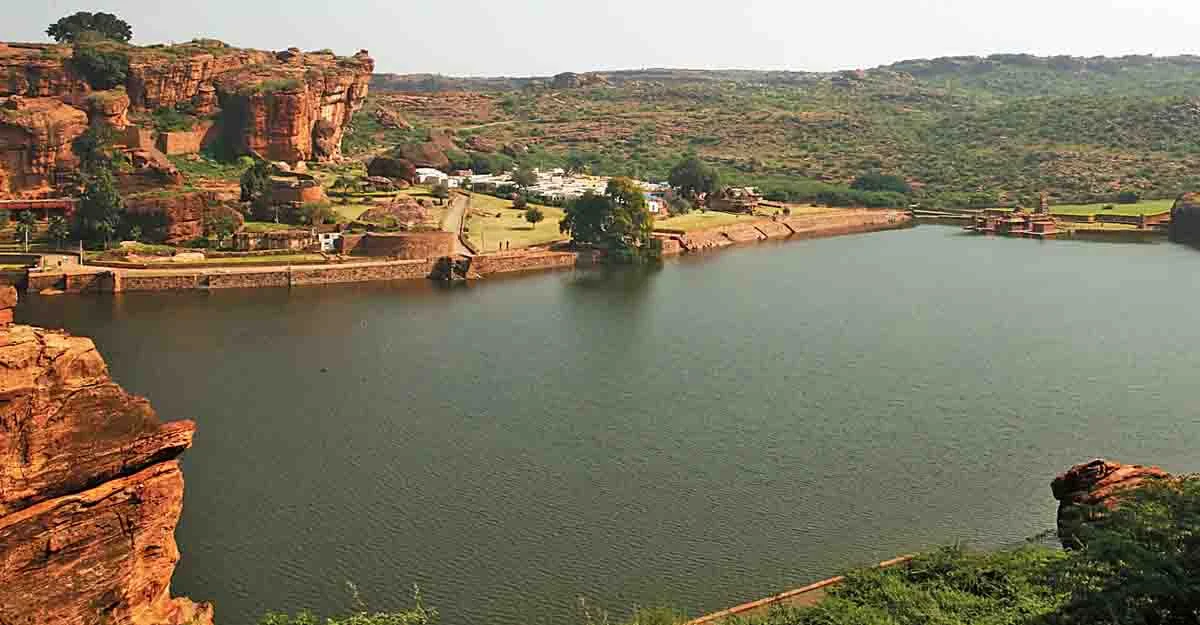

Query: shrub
left=1117, top=190, right=1140, bottom=204
left=151, top=107, right=196, bottom=133
left=850, top=172, right=912, bottom=194
left=70, top=46, right=129, bottom=90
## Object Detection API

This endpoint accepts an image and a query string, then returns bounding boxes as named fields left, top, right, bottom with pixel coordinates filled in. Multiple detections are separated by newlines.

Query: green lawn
left=242, top=222, right=299, bottom=233
left=654, top=211, right=761, bottom=233
left=333, top=203, right=373, bottom=221
left=465, top=193, right=566, bottom=252
left=1048, top=199, right=1174, bottom=217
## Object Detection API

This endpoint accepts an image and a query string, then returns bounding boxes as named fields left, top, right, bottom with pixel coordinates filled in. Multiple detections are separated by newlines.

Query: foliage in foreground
left=259, top=479, right=1200, bottom=625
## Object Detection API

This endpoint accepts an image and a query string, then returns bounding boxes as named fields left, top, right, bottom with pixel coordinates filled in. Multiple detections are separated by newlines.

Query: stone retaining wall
left=290, top=260, right=435, bottom=286
left=206, top=271, right=290, bottom=290
left=471, top=251, right=577, bottom=276
left=117, top=273, right=202, bottom=292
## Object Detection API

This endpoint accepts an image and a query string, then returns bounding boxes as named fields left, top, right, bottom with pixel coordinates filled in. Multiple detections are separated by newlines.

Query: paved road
left=441, top=193, right=473, bottom=257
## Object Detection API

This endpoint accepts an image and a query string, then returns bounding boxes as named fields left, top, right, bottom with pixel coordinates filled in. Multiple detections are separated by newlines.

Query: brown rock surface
left=361, top=195, right=429, bottom=223
left=125, top=190, right=242, bottom=244
left=0, top=96, right=88, bottom=198
left=0, top=322, right=210, bottom=625
left=397, top=141, right=450, bottom=169
left=1051, top=458, right=1172, bottom=548
left=86, top=89, right=131, bottom=130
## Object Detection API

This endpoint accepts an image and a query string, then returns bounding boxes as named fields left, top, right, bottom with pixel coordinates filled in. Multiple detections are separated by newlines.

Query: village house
left=708, top=187, right=762, bottom=213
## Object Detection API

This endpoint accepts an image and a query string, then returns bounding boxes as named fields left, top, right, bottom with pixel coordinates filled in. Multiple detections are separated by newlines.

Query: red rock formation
left=0, top=287, right=211, bottom=625
left=0, top=96, right=88, bottom=198
left=1051, top=458, right=1172, bottom=548
left=1, top=41, right=372, bottom=196
left=125, top=190, right=243, bottom=244
left=86, top=89, right=130, bottom=130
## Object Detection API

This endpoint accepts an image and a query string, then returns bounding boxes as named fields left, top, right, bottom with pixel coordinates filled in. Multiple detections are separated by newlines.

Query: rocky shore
left=0, top=286, right=209, bottom=625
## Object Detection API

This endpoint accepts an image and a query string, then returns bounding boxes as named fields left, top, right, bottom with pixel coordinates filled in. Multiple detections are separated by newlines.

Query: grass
left=169, top=155, right=252, bottom=183
left=191, top=254, right=324, bottom=265
left=1047, top=199, right=1174, bottom=216
left=242, top=222, right=299, bottom=233
left=333, top=203, right=373, bottom=221
left=465, top=193, right=566, bottom=252
left=655, top=211, right=762, bottom=233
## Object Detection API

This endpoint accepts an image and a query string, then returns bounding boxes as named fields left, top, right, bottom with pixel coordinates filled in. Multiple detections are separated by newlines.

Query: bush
left=1117, top=190, right=1140, bottom=204
left=70, top=46, right=129, bottom=90
left=151, top=107, right=196, bottom=133
left=850, top=172, right=912, bottom=194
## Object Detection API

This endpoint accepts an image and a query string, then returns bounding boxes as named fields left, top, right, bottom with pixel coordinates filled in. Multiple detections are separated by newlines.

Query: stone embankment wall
left=0, top=286, right=212, bottom=625
left=658, top=209, right=912, bottom=255
left=471, top=251, right=578, bottom=275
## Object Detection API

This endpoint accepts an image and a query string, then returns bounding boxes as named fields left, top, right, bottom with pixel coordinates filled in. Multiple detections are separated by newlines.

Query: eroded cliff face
left=0, top=41, right=373, bottom=198
left=0, top=288, right=212, bottom=625
left=0, top=95, right=88, bottom=198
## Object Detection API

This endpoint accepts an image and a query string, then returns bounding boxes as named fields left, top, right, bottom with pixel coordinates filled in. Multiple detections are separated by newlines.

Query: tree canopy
left=46, top=12, right=133, bottom=43
left=668, top=156, right=721, bottom=200
left=560, top=177, right=654, bottom=257
left=511, top=165, right=537, bottom=189
left=850, top=172, right=912, bottom=194
left=76, top=168, right=124, bottom=248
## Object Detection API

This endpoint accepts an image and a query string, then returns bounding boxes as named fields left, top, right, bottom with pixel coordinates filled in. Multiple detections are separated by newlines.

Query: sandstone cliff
left=0, top=287, right=211, bottom=625
left=1051, top=458, right=1172, bottom=548
left=0, top=40, right=373, bottom=198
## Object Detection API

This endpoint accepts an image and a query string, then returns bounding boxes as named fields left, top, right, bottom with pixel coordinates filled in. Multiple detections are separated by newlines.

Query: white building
left=415, top=166, right=448, bottom=183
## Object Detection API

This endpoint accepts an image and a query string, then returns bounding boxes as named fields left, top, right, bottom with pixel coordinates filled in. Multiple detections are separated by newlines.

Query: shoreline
left=15, top=209, right=912, bottom=295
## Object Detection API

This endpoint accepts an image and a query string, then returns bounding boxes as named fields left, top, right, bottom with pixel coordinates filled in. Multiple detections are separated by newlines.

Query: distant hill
left=358, top=54, right=1200, bottom=206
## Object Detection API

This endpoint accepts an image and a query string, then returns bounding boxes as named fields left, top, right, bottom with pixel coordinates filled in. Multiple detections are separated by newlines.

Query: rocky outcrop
left=1, top=41, right=373, bottom=197
left=213, top=50, right=374, bottom=163
left=397, top=141, right=450, bottom=170
left=0, top=287, right=211, bottom=625
left=125, top=190, right=242, bottom=244
left=367, top=155, right=416, bottom=182
left=1051, top=458, right=1172, bottom=548
left=86, top=89, right=130, bottom=130
left=551, top=72, right=610, bottom=89
left=0, top=96, right=88, bottom=198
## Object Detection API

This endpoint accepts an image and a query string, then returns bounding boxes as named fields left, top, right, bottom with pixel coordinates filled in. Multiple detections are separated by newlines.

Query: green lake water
left=17, top=226, right=1200, bottom=625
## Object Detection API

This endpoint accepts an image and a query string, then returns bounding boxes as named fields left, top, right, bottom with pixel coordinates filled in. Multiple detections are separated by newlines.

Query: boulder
left=86, top=89, right=131, bottom=130
left=465, top=135, right=498, bottom=153
left=360, top=195, right=428, bottom=224
left=373, top=106, right=411, bottom=130
left=125, top=191, right=243, bottom=244
left=128, top=147, right=184, bottom=185
left=367, top=155, right=416, bottom=182
left=397, top=142, right=450, bottom=170
left=0, top=323, right=211, bottom=625
left=1051, top=458, right=1172, bottom=548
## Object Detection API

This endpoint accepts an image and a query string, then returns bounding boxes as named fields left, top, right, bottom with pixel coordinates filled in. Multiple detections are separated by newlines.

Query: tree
left=70, top=46, right=130, bottom=90
left=524, top=205, right=544, bottom=229
left=851, top=172, right=911, bottom=194
left=77, top=168, right=124, bottom=248
left=205, top=213, right=238, bottom=248
left=564, top=153, right=588, bottom=176
left=1117, top=190, right=1140, bottom=204
left=560, top=177, right=654, bottom=256
left=240, top=160, right=273, bottom=209
left=668, top=156, right=721, bottom=201
left=47, top=216, right=70, bottom=250
left=431, top=181, right=450, bottom=203
left=72, top=126, right=117, bottom=173
left=47, top=12, right=133, bottom=43
left=13, top=212, right=36, bottom=252
left=512, top=165, right=537, bottom=190
left=513, top=194, right=528, bottom=210
left=298, top=202, right=335, bottom=226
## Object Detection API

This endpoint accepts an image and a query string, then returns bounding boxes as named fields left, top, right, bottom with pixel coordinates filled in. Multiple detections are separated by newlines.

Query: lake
left=17, top=225, right=1200, bottom=625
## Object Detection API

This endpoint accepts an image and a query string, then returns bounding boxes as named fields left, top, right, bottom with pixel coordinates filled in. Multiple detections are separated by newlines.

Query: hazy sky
left=4, top=0, right=1200, bottom=76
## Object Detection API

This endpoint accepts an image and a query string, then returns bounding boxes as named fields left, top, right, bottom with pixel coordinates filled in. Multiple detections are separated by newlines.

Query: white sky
left=4, top=0, right=1200, bottom=76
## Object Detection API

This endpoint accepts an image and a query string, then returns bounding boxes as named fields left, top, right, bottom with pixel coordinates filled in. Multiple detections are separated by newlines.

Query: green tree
left=564, top=152, right=589, bottom=176
left=72, top=126, right=117, bottom=173
left=77, top=168, right=124, bottom=248
left=513, top=194, right=528, bottom=210
left=70, top=46, right=130, bottom=91
left=560, top=177, right=654, bottom=256
left=240, top=160, right=273, bottom=209
left=298, top=202, right=335, bottom=226
left=668, top=156, right=721, bottom=201
left=1117, top=190, right=1141, bottom=204
left=512, top=165, right=537, bottom=190
left=46, top=12, right=133, bottom=43
left=47, top=216, right=70, bottom=250
left=850, top=172, right=912, bottom=194
left=431, top=181, right=451, bottom=203
left=205, top=212, right=238, bottom=248
left=524, top=205, right=545, bottom=229
left=13, top=212, right=37, bottom=252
